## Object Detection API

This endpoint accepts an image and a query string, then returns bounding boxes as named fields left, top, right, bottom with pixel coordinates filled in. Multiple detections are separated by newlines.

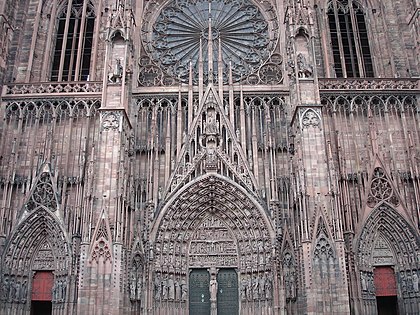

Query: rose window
left=144, top=0, right=275, bottom=83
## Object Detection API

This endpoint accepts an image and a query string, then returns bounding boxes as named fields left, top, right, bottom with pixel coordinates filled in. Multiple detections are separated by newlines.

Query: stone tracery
left=142, top=0, right=279, bottom=84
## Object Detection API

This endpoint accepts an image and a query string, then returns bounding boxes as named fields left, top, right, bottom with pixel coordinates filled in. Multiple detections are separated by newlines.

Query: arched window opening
left=51, top=0, right=95, bottom=81
left=327, top=0, right=373, bottom=78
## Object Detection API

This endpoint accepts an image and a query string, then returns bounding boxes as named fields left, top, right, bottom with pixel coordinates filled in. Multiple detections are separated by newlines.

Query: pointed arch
left=51, top=0, right=96, bottom=81
left=326, top=0, right=374, bottom=77
left=300, top=108, right=321, bottom=129
left=129, top=240, right=145, bottom=302
left=89, top=210, right=112, bottom=264
left=313, top=216, right=336, bottom=261
left=150, top=174, right=275, bottom=310
left=356, top=202, right=420, bottom=268
left=281, top=237, right=297, bottom=302
left=2, top=207, right=70, bottom=284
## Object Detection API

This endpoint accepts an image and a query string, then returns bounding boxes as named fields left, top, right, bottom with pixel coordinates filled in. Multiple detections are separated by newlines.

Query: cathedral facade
left=0, top=0, right=419, bottom=314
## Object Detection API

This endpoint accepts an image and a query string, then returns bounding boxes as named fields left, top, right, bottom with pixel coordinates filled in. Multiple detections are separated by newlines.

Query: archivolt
left=356, top=203, right=420, bottom=268
left=2, top=207, right=70, bottom=275
left=151, top=174, right=275, bottom=273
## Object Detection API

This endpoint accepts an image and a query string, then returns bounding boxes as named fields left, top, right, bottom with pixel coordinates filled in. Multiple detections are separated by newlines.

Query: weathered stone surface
left=0, top=0, right=419, bottom=314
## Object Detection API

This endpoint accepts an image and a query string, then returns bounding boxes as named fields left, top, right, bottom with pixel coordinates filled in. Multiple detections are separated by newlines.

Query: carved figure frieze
left=0, top=276, right=28, bottom=304
left=360, top=271, right=375, bottom=296
left=240, top=273, right=272, bottom=302
left=400, top=270, right=420, bottom=296
left=52, top=278, right=67, bottom=303
left=372, top=236, right=395, bottom=266
left=33, top=243, right=55, bottom=270
left=154, top=272, right=187, bottom=303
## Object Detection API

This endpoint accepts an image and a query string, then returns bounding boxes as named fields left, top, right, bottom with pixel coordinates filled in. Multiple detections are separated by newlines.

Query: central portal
left=151, top=175, right=274, bottom=314
left=189, top=269, right=239, bottom=315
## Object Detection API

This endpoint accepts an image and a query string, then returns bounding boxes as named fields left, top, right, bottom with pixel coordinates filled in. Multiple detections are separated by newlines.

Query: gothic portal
left=0, top=0, right=419, bottom=314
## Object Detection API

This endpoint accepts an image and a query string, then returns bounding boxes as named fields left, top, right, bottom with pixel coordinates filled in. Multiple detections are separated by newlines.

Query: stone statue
left=205, top=112, right=219, bottom=134
left=180, top=279, right=187, bottom=301
left=162, top=276, right=168, bottom=300
left=61, top=280, right=67, bottom=302
left=14, top=280, right=21, bottom=302
left=297, top=53, right=313, bottom=78
left=8, top=277, right=15, bottom=303
left=240, top=276, right=248, bottom=300
left=264, top=273, right=272, bottom=300
left=361, top=273, right=367, bottom=291
left=210, top=278, right=217, bottom=299
left=130, top=275, right=136, bottom=300
left=56, top=280, right=62, bottom=302
left=154, top=273, right=162, bottom=300
left=413, top=271, right=419, bottom=293
left=2, top=276, right=9, bottom=301
left=108, top=58, right=123, bottom=83
left=168, top=275, right=175, bottom=300
left=21, top=280, right=27, bottom=303
left=174, top=279, right=180, bottom=301
left=252, top=275, right=259, bottom=300
left=136, top=277, right=142, bottom=300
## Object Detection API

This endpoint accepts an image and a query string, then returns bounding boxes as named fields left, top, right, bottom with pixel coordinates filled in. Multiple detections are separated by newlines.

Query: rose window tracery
left=26, top=173, right=57, bottom=211
left=144, top=0, right=276, bottom=83
left=367, top=167, right=399, bottom=207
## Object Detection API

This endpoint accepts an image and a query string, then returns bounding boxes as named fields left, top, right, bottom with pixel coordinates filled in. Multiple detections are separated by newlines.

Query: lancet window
left=327, top=0, right=373, bottom=77
left=51, top=0, right=95, bottom=81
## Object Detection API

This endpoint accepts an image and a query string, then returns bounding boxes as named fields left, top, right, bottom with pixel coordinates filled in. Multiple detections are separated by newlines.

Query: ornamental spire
left=207, top=0, right=214, bottom=83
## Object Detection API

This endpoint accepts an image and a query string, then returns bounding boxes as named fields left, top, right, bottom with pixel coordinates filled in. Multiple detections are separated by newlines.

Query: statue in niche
left=240, top=275, right=248, bottom=300
left=154, top=273, right=162, bottom=300
left=361, top=272, right=368, bottom=291
left=367, top=273, right=374, bottom=294
left=401, top=272, right=407, bottom=294
left=205, top=111, right=219, bottom=135
left=13, top=280, right=21, bottom=302
left=264, top=273, right=272, bottom=300
left=297, top=53, right=313, bottom=78
left=413, top=271, right=419, bottom=293
left=1, top=276, right=10, bottom=301
left=8, top=277, right=15, bottom=303
left=108, top=58, right=124, bottom=83
left=162, top=276, right=168, bottom=300
left=21, top=280, right=27, bottom=303
left=180, top=279, right=187, bottom=301
left=130, top=276, right=136, bottom=300
left=252, top=275, right=259, bottom=300
left=174, top=278, right=180, bottom=301
left=168, top=275, right=175, bottom=300
left=258, top=275, right=265, bottom=299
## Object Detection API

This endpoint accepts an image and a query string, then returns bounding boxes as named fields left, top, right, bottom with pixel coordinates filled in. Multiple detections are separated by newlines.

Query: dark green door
left=217, top=269, right=239, bottom=315
left=189, top=269, right=210, bottom=315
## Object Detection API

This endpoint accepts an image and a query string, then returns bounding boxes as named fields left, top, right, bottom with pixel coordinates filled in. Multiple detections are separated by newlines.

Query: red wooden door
left=32, top=271, right=54, bottom=301
left=374, top=266, right=397, bottom=296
